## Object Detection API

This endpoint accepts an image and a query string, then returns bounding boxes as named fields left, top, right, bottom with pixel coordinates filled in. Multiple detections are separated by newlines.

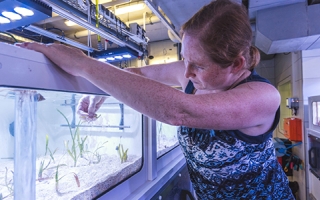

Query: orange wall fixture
left=283, top=118, right=302, bottom=141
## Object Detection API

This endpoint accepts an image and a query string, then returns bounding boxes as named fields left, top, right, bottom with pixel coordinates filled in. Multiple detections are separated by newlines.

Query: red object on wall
left=283, top=118, right=302, bottom=142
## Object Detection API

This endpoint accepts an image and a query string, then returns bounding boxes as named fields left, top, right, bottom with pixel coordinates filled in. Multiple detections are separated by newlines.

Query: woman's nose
left=184, top=65, right=195, bottom=78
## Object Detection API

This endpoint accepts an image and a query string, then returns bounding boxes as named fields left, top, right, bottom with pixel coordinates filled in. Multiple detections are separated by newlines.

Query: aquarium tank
left=156, top=120, right=179, bottom=158
left=0, top=42, right=143, bottom=200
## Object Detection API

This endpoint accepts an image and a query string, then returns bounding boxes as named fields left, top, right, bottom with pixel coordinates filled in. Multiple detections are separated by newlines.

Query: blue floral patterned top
left=178, top=70, right=294, bottom=199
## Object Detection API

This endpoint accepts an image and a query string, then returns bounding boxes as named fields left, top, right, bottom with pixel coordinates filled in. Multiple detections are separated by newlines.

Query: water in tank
left=0, top=42, right=143, bottom=199
left=156, top=121, right=179, bottom=158
left=0, top=89, right=143, bottom=200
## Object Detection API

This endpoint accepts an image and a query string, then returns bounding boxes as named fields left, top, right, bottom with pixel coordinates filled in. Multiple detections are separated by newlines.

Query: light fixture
left=98, top=58, right=107, bottom=62
left=123, top=54, right=131, bottom=58
left=106, top=57, right=115, bottom=61
left=64, top=20, right=77, bottom=26
left=14, top=7, right=34, bottom=16
left=0, top=16, right=10, bottom=24
left=0, top=0, right=51, bottom=31
left=2, top=11, right=22, bottom=20
left=114, top=2, right=145, bottom=15
left=92, top=47, right=139, bottom=63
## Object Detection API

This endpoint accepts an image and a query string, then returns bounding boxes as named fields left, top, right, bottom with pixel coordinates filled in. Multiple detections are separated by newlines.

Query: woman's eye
left=195, top=65, right=203, bottom=70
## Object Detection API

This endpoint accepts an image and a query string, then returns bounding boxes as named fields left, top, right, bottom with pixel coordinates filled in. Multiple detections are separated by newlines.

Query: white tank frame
left=0, top=42, right=186, bottom=200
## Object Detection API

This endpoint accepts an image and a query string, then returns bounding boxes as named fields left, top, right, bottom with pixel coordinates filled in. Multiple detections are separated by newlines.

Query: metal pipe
left=25, top=25, right=95, bottom=52
left=143, top=12, right=147, bottom=31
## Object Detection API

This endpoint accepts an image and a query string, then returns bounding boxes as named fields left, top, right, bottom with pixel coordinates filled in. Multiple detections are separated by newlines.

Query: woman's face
left=181, top=34, right=235, bottom=92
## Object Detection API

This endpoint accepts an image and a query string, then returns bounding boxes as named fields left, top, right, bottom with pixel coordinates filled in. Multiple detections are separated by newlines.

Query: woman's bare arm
left=125, top=61, right=188, bottom=89
left=17, top=43, right=280, bottom=135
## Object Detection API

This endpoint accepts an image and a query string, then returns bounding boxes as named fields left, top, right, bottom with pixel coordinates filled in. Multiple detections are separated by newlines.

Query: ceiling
left=31, top=0, right=226, bottom=44
left=153, top=0, right=320, bottom=58
left=3, top=0, right=320, bottom=59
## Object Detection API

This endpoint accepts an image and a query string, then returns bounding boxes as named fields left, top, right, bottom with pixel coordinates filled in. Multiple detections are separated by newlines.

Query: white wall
left=292, top=52, right=305, bottom=200
left=119, top=39, right=178, bottom=68
left=256, top=59, right=275, bottom=86
left=257, top=55, right=308, bottom=200
left=302, top=48, right=320, bottom=200
left=302, top=48, right=320, bottom=111
left=273, top=51, right=306, bottom=200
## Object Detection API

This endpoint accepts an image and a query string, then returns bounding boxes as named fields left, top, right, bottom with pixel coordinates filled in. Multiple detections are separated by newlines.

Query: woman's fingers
left=15, top=42, right=48, bottom=53
left=16, top=42, right=87, bottom=77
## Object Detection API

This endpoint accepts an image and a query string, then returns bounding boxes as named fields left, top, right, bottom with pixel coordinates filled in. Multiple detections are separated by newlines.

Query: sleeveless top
left=178, top=70, right=294, bottom=199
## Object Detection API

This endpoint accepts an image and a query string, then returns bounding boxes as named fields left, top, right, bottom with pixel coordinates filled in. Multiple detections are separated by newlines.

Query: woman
left=17, top=0, right=294, bottom=199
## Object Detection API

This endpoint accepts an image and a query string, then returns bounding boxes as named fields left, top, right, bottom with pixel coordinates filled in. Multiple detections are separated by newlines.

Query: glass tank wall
left=309, top=96, right=320, bottom=134
left=0, top=88, right=142, bottom=200
left=156, top=121, right=179, bottom=158
left=0, top=42, right=187, bottom=200
left=312, top=101, right=320, bottom=126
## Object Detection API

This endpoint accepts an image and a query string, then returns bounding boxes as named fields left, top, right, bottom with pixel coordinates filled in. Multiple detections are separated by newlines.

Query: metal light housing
left=0, top=0, right=52, bottom=31
left=92, top=47, right=140, bottom=63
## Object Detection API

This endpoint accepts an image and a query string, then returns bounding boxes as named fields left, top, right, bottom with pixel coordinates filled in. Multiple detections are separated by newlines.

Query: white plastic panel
left=0, top=42, right=105, bottom=95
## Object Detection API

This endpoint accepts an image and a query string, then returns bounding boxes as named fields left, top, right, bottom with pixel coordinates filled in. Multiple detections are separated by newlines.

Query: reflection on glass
left=312, top=102, right=317, bottom=126
left=312, top=101, right=320, bottom=126
left=317, top=102, right=320, bottom=126
left=0, top=88, right=15, bottom=199
left=156, top=121, right=179, bottom=158
left=0, top=88, right=143, bottom=199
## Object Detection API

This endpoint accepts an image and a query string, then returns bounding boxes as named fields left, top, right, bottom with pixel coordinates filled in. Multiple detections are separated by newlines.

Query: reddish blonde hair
left=180, top=0, right=260, bottom=70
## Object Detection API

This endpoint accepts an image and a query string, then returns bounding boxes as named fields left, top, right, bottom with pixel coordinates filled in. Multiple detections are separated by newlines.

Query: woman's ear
left=231, top=56, right=245, bottom=73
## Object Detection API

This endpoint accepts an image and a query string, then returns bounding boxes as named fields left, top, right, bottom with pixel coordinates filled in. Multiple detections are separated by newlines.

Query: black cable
left=0, top=31, right=18, bottom=43
left=46, top=27, right=65, bottom=38
left=74, top=33, right=80, bottom=39
left=9, top=27, right=48, bottom=43
left=149, top=15, right=153, bottom=25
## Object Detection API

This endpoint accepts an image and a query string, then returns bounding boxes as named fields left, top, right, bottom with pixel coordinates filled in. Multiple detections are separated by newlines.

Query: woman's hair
left=180, top=0, right=260, bottom=70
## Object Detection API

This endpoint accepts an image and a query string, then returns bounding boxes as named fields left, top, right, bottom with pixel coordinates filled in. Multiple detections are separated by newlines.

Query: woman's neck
left=227, top=69, right=251, bottom=90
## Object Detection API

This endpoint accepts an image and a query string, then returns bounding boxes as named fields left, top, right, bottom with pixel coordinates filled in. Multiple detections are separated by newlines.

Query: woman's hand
left=16, top=42, right=88, bottom=77
left=77, top=95, right=106, bottom=122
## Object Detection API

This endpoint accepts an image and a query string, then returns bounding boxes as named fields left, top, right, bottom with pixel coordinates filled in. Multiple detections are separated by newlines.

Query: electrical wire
left=10, top=28, right=44, bottom=43
left=149, top=15, right=153, bottom=25
left=0, top=31, right=18, bottom=43
left=95, top=0, right=103, bottom=50
left=86, top=0, right=92, bottom=56
left=46, top=27, right=65, bottom=39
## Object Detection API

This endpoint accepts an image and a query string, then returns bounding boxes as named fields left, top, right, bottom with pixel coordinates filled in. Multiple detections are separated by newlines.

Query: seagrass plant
left=58, top=109, right=85, bottom=167
left=116, top=137, right=128, bottom=163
